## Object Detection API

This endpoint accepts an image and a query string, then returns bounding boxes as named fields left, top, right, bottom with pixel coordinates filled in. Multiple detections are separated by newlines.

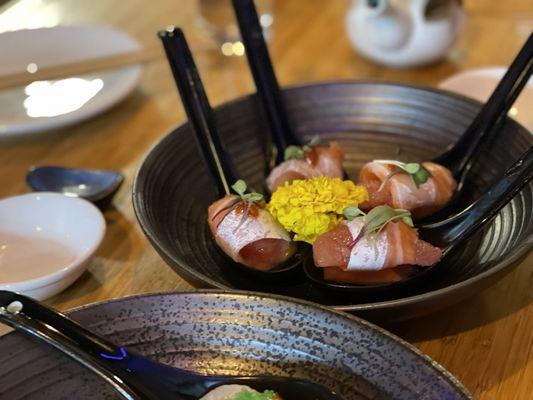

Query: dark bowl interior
left=133, top=82, right=533, bottom=321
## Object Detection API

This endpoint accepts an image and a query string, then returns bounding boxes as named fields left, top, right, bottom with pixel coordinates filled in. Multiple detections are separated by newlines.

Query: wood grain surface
left=0, top=0, right=531, bottom=398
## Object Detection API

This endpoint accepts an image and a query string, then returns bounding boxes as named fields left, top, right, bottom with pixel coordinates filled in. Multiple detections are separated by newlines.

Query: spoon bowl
left=27, top=166, right=123, bottom=208
left=229, top=242, right=310, bottom=282
left=303, top=256, right=424, bottom=295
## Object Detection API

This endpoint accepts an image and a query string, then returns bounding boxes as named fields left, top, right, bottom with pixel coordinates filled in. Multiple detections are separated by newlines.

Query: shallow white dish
left=439, top=66, right=533, bottom=132
left=0, top=193, right=105, bottom=300
left=0, top=25, right=142, bottom=138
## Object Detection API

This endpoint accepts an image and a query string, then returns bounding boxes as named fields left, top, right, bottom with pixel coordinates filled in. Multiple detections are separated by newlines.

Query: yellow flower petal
left=267, top=177, right=369, bottom=243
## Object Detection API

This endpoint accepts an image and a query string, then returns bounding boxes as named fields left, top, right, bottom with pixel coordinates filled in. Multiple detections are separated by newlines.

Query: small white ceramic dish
left=0, top=193, right=105, bottom=300
left=439, top=66, right=533, bottom=132
left=0, top=25, right=142, bottom=138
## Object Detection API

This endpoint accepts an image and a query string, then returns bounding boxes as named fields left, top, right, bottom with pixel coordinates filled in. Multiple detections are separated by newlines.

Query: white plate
left=0, top=25, right=142, bottom=138
left=438, top=67, right=533, bottom=132
left=0, top=193, right=105, bottom=300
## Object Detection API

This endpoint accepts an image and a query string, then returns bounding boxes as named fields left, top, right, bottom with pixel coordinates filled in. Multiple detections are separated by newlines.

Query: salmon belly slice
left=323, top=267, right=404, bottom=284
left=239, top=238, right=296, bottom=271
left=312, top=218, right=442, bottom=284
left=207, top=195, right=295, bottom=271
left=359, top=161, right=457, bottom=218
left=314, top=141, right=345, bottom=178
left=266, top=142, right=345, bottom=192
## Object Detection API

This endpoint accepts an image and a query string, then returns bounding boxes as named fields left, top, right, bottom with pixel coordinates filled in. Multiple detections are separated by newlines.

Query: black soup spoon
left=232, top=1, right=532, bottom=212
left=435, top=32, right=533, bottom=185
left=233, top=0, right=352, bottom=189
left=159, top=27, right=308, bottom=279
left=232, top=0, right=302, bottom=169
left=159, top=28, right=239, bottom=197
left=27, top=166, right=124, bottom=209
left=304, top=145, right=533, bottom=293
left=420, top=32, right=533, bottom=221
left=0, top=291, right=344, bottom=400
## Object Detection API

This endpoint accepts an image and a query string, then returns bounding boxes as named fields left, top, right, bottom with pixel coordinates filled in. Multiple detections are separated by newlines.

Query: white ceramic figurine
left=346, top=0, right=465, bottom=67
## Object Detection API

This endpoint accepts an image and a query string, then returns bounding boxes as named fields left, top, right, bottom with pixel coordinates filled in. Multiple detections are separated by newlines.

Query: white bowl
left=0, top=193, right=105, bottom=300
left=438, top=67, right=533, bottom=132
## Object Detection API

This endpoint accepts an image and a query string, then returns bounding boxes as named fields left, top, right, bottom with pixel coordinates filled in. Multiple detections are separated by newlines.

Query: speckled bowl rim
left=132, top=80, right=533, bottom=313
left=55, top=289, right=473, bottom=399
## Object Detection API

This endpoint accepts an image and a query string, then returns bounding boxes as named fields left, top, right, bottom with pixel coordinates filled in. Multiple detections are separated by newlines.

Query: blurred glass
left=197, top=0, right=274, bottom=56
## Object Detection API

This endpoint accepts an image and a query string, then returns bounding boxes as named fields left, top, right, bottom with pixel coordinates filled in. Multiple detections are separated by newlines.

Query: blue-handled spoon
left=0, top=291, right=343, bottom=400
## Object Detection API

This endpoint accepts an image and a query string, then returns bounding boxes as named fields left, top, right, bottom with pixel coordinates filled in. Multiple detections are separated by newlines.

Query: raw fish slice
left=239, top=238, right=296, bottom=271
left=323, top=267, right=404, bottom=284
left=208, top=195, right=295, bottom=270
left=267, top=142, right=345, bottom=191
left=312, top=217, right=441, bottom=283
left=359, top=161, right=457, bottom=218
left=314, top=141, right=345, bottom=178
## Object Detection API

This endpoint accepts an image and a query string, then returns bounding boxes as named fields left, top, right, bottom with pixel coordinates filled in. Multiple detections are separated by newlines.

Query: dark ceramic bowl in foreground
left=133, top=82, right=533, bottom=321
left=0, top=291, right=472, bottom=399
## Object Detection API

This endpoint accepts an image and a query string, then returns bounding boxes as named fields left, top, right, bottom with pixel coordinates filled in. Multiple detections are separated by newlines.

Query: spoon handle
left=232, top=0, right=301, bottom=166
left=434, top=146, right=533, bottom=246
left=159, top=27, right=239, bottom=198
left=0, top=291, right=143, bottom=399
left=435, top=33, right=533, bottom=178
left=0, top=291, right=202, bottom=400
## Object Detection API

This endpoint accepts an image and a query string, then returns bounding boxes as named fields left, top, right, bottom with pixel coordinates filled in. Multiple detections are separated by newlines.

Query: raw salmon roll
left=313, top=216, right=442, bottom=284
left=267, top=142, right=345, bottom=192
left=208, top=195, right=295, bottom=271
left=359, top=161, right=457, bottom=219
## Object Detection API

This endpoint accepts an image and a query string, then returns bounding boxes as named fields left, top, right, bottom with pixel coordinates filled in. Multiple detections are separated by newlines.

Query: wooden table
left=1, top=0, right=532, bottom=398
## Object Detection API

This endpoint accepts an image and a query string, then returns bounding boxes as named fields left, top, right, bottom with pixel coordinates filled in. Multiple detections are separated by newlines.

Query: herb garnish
left=230, top=180, right=264, bottom=232
left=284, top=135, right=321, bottom=161
left=231, top=180, right=263, bottom=203
left=343, top=205, right=366, bottom=220
left=363, top=205, right=413, bottom=233
left=374, top=159, right=431, bottom=188
left=343, top=204, right=414, bottom=247
left=234, top=389, right=278, bottom=400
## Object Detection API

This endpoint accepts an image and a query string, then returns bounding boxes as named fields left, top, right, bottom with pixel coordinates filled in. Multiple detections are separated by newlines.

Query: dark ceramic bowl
left=0, top=291, right=472, bottom=399
left=133, top=82, right=533, bottom=321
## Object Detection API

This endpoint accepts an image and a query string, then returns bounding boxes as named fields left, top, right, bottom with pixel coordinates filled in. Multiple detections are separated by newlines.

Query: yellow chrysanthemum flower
left=267, top=177, right=369, bottom=243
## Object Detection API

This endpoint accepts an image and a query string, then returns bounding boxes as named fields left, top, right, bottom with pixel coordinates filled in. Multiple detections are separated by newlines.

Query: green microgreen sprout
left=284, top=135, right=322, bottom=161
left=374, top=159, right=431, bottom=188
left=363, top=205, right=414, bottom=236
left=231, top=180, right=264, bottom=203
left=343, top=205, right=366, bottom=220
left=343, top=204, right=414, bottom=248
left=234, top=389, right=279, bottom=400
